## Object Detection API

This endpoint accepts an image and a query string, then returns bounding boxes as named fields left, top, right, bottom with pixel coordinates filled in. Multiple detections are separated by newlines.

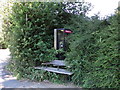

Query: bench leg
left=57, top=66, right=59, bottom=70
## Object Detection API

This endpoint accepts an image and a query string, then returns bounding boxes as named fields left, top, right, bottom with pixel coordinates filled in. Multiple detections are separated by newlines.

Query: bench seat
left=34, top=66, right=73, bottom=75
left=42, top=60, right=66, bottom=66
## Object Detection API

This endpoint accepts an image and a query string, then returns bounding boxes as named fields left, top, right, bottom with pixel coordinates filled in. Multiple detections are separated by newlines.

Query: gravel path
left=0, top=49, right=79, bottom=88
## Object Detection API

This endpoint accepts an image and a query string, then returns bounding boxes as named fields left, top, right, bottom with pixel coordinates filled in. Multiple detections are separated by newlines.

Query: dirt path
left=0, top=49, right=79, bottom=88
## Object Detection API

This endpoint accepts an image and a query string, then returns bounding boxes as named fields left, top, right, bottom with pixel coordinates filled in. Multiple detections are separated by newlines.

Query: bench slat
left=34, top=66, right=73, bottom=75
left=42, top=60, right=66, bottom=66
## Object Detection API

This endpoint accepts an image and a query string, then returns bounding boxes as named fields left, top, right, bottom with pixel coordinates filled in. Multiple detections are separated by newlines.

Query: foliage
left=4, top=2, right=91, bottom=82
left=3, top=1, right=119, bottom=88
left=62, top=2, right=92, bottom=16
left=6, top=2, right=66, bottom=79
left=0, top=37, right=7, bottom=49
left=83, top=15, right=119, bottom=88
left=65, top=14, right=120, bottom=88
left=65, top=14, right=102, bottom=85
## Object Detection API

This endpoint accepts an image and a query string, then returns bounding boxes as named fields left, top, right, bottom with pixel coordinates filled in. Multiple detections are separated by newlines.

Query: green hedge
left=6, top=2, right=91, bottom=82
left=0, top=37, right=7, bottom=49
left=6, top=2, right=72, bottom=80
left=3, top=1, right=119, bottom=88
left=65, top=15, right=120, bottom=88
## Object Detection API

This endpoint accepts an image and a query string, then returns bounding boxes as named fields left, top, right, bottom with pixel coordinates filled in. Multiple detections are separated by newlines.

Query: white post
left=54, top=29, right=57, bottom=50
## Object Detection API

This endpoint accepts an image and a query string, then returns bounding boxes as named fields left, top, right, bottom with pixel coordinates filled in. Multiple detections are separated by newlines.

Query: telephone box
left=54, top=28, right=72, bottom=59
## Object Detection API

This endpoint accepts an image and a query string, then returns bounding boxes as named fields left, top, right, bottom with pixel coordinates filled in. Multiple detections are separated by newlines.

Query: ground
left=0, top=49, right=79, bottom=88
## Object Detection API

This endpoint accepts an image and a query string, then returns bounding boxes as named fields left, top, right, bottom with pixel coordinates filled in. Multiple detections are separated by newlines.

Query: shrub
left=6, top=2, right=71, bottom=80
left=65, top=15, right=120, bottom=88
left=83, top=15, right=120, bottom=88
left=0, top=37, right=7, bottom=49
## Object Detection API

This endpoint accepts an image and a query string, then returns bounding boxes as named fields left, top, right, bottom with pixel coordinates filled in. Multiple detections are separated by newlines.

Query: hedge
left=3, top=1, right=119, bottom=88
left=65, top=15, right=120, bottom=88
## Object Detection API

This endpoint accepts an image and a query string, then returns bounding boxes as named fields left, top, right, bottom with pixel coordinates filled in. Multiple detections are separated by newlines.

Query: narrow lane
left=0, top=49, right=10, bottom=88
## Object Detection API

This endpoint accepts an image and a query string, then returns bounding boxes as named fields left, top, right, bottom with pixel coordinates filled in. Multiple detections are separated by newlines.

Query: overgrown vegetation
left=5, top=2, right=70, bottom=80
left=0, top=37, right=7, bottom=49
left=65, top=14, right=120, bottom=88
left=2, top=1, right=119, bottom=88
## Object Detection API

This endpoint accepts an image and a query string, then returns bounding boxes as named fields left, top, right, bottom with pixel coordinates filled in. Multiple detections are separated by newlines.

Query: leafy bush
left=83, top=15, right=120, bottom=88
left=6, top=2, right=71, bottom=80
left=65, top=15, right=120, bottom=88
left=0, top=37, right=7, bottom=49
left=65, top=15, right=102, bottom=85
left=4, top=1, right=119, bottom=88
left=5, top=2, right=91, bottom=82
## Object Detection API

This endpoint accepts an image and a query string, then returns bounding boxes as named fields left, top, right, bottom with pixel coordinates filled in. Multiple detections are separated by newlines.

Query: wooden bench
left=34, top=60, right=73, bottom=75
